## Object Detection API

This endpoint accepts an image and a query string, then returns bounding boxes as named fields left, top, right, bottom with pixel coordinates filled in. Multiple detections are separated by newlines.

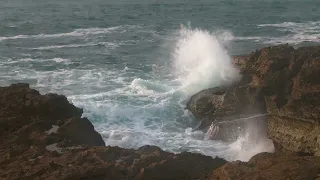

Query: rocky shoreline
left=0, top=83, right=227, bottom=179
left=1, top=44, right=320, bottom=179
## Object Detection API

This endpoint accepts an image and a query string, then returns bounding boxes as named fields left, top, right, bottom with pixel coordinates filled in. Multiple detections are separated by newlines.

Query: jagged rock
left=243, top=45, right=320, bottom=154
left=232, top=55, right=248, bottom=70
left=1, top=145, right=227, bottom=180
left=0, top=83, right=105, bottom=149
left=0, top=83, right=226, bottom=180
left=209, top=152, right=320, bottom=180
left=256, top=46, right=320, bottom=155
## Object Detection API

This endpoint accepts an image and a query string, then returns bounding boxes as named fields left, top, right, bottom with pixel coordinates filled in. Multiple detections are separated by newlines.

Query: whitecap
left=51, top=58, right=68, bottom=63
left=129, top=78, right=171, bottom=96
left=0, top=25, right=141, bottom=41
left=1, top=57, right=70, bottom=65
left=237, top=21, right=320, bottom=45
left=30, top=42, right=119, bottom=50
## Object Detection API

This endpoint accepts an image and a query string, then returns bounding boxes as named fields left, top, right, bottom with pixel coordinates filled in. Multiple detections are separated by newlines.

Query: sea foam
left=173, top=27, right=240, bottom=96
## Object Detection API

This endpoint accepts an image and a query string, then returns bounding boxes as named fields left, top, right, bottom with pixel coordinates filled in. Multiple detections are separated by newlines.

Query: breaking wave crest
left=173, top=27, right=240, bottom=95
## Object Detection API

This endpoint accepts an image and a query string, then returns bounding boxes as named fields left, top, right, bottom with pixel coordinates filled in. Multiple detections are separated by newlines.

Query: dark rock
left=186, top=87, right=227, bottom=119
left=0, top=84, right=226, bottom=180
left=209, top=152, right=320, bottom=180
left=57, top=117, right=105, bottom=147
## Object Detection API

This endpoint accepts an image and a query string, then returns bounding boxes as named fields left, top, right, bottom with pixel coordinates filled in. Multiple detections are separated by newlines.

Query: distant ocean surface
left=1, top=0, right=319, bottom=161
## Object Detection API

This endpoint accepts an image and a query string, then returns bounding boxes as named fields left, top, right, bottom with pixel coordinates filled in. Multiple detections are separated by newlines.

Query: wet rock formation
left=187, top=44, right=320, bottom=156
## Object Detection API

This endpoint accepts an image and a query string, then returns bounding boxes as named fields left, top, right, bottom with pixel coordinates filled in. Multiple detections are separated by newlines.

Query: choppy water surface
left=1, top=0, right=319, bottom=161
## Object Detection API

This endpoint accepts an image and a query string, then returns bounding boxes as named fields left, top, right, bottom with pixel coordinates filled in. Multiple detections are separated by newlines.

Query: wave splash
left=20, top=25, right=274, bottom=162
left=85, top=26, right=274, bottom=162
left=173, top=27, right=240, bottom=96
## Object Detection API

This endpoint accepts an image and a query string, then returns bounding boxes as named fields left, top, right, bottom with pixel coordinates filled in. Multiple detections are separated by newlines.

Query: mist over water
left=1, top=0, right=319, bottom=162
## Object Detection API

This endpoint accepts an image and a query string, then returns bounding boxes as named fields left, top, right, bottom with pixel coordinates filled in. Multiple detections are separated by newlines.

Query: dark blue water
left=1, top=0, right=319, bottom=161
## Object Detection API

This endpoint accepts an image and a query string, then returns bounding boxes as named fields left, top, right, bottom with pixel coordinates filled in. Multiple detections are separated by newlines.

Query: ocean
left=1, top=0, right=319, bottom=161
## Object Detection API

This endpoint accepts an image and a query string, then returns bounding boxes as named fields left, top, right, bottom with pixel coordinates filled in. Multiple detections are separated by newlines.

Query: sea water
left=1, top=0, right=319, bottom=161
